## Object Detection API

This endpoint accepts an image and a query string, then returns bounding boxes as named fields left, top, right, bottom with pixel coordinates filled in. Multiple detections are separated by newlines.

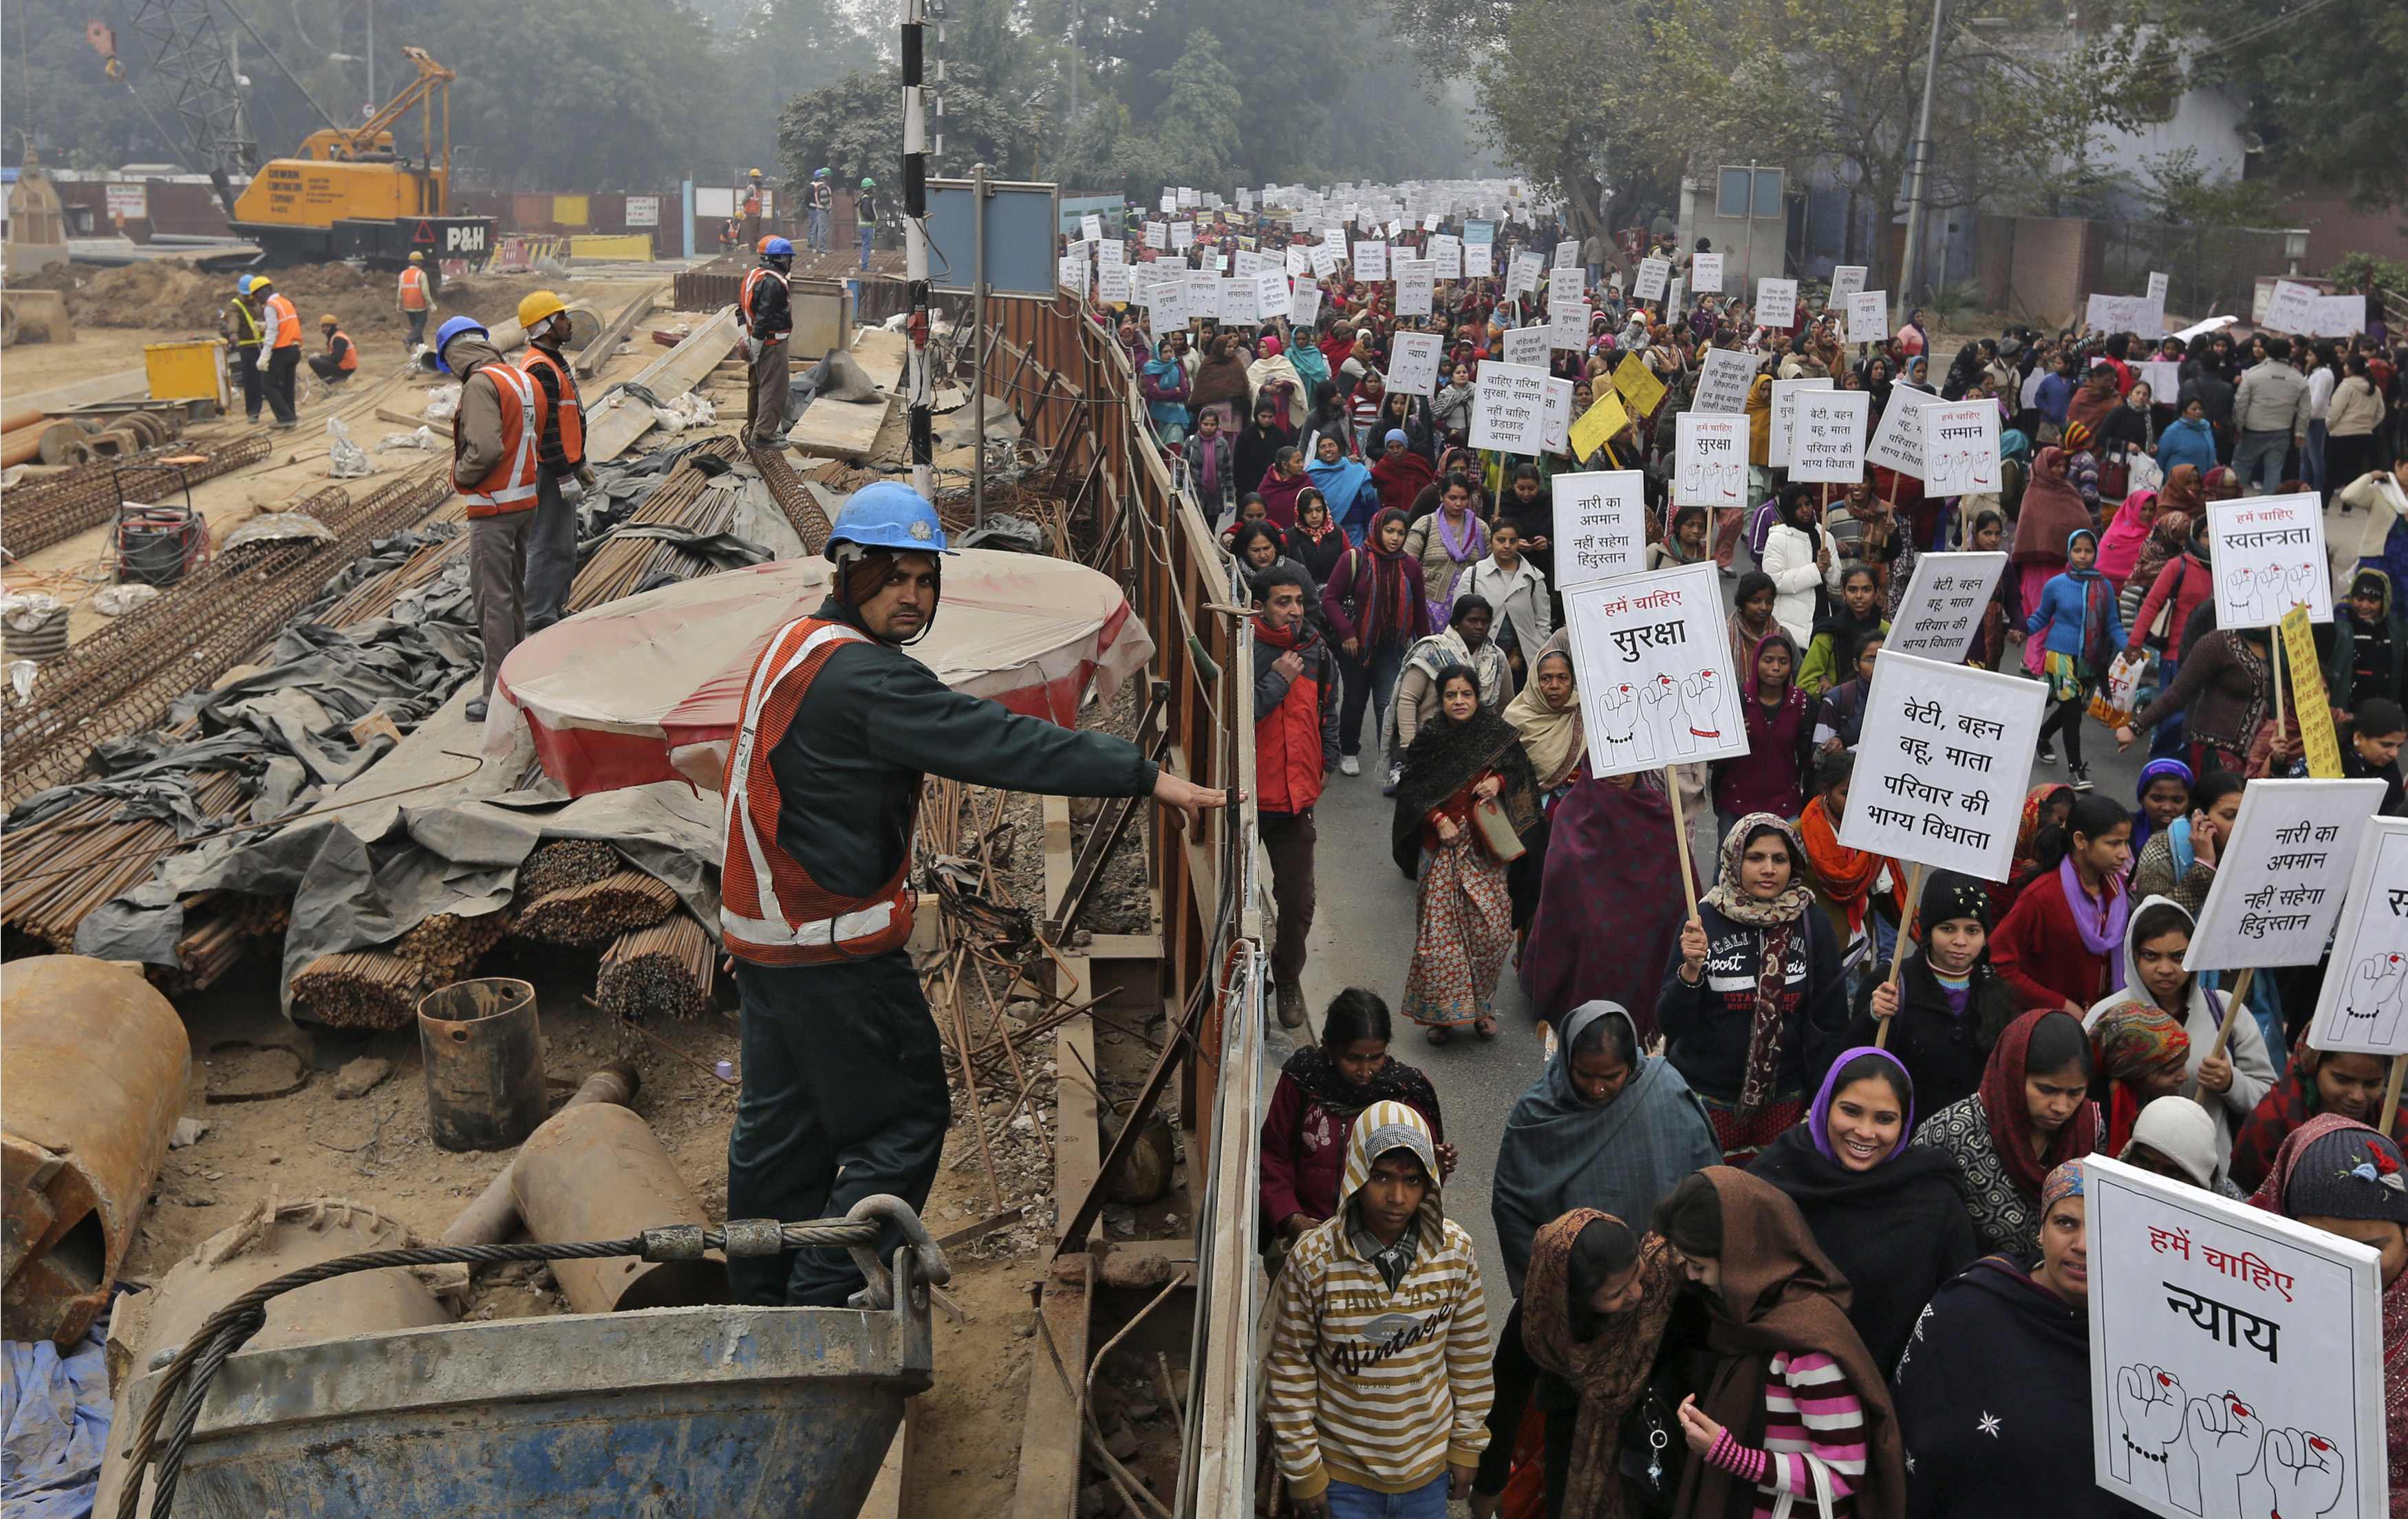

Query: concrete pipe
left=2, top=957, right=191, bottom=1346
left=510, top=1101, right=727, bottom=1314
left=36, top=422, right=87, bottom=465
left=437, top=1063, right=638, bottom=1247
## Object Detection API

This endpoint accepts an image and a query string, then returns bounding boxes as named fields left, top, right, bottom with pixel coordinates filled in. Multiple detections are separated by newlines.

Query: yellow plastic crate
left=144, top=338, right=230, bottom=409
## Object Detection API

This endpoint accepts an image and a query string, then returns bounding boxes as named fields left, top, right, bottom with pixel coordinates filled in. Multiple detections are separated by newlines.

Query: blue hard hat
left=431, top=315, right=489, bottom=374
left=763, top=236, right=793, bottom=259
left=814, top=167, right=829, bottom=179
left=236, top=274, right=258, bottom=294
left=827, top=482, right=950, bottom=558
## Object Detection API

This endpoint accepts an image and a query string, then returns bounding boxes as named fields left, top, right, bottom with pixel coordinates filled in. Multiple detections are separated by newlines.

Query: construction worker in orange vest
left=740, top=237, right=794, bottom=447
left=514, top=290, right=594, bottom=632
left=246, top=275, right=302, bottom=427
left=718, top=484, right=1232, bottom=1306
left=397, top=250, right=434, bottom=347
left=308, top=314, right=361, bottom=383
left=436, top=315, right=549, bottom=723
left=741, top=167, right=764, bottom=247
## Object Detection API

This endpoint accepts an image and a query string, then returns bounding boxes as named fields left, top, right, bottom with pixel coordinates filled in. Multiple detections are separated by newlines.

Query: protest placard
left=1547, top=302, right=1590, bottom=354
left=1767, top=377, right=1833, bottom=468
left=2261, top=280, right=2321, bottom=334
left=1563, top=562, right=1749, bottom=779
left=1254, top=268, right=1291, bottom=322
left=1096, top=261, right=1130, bottom=305
left=1386, top=332, right=1443, bottom=398
left=1289, top=283, right=1323, bottom=329
left=1097, top=237, right=1125, bottom=266
left=2147, top=270, right=2170, bottom=303
left=1674, top=413, right=1748, bottom=510
left=1078, top=213, right=1104, bottom=244
left=1692, top=348, right=1757, bottom=416
left=1922, top=400, right=2003, bottom=496
left=1145, top=222, right=1168, bottom=250
left=1465, top=243, right=1494, bottom=279
left=1633, top=257, right=1670, bottom=303
left=2310, top=294, right=2367, bottom=336
left=1541, top=377, right=1575, bottom=455
left=2308, top=816, right=2408, bottom=1055
left=1309, top=241, right=1340, bottom=279
left=2184, top=778, right=2387, bottom=972
left=1208, top=278, right=1250, bottom=327
left=1159, top=193, right=1176, bottom=214
left=1555, top=239, right=1578, bottom=268
left=1836, top=651, right=2043, bottom=880
left=1569, top=391, right=1631, bottom=465
left=1501, top=327, right=1550, bottom=368
left=1668, top=276, right=1686, bottom=314
left=1846, top=290, right=1890, bottom=345
left=2206, top=494, right=2331, bottom=629
left=2085, top=1152, right=2390, bottom=1519
left=1867, top=395, right=1926, bottom=480
left=1171, top=221, right=1195, bottom=250
left=1506, top=251, right=1544, bottom=301
left=1355, top=241, right=1388, bottom=282
left=1884, top=552, right=2010, bottom=664
left=1612, top=354, right=1667, bottom=419
left=1471, top=361, right=1550, bottom=454
left=1788, top=389, right=1867, bottom=483
left=1828, top=266, right=1867, bottom=307
left=1553, top=471, right=1648, bottom=593
left=1395, top=258, right=1436, bottom=316
left=1285, top=244, right=1308, bottom=277
left=2277, top=605, right=2345, bottom=780
left=2087, top=292, right=2166, bottom=336
left=1691, top=252, right=1724, bottom=293
left=1177, top=187, right=1198, bottom=208
left=1431, top=235, right=1462, bottom=282
left=1756, top=278, right=1798, bottom=327
left=1057, top=255, right=1088, bottom=295
left=1233, top=249, right=1263, bottom=281
left=2137, top=359, right=2182, bottom=402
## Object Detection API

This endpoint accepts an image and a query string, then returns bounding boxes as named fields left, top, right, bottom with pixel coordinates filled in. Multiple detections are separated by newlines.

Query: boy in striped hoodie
left=1265, top=1099, right=1492, bottom=1516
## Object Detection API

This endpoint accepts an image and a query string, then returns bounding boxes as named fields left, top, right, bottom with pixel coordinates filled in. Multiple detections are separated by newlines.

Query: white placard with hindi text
left=1146, top=222, right=1168, bottom=250
left=1058, top=255, right=1088, bottom=296
left=1563, top=562, right=1748, bottom=778
left=1395, top=258, right=1436, bottom=316
left=1309, top=241, right=1340, bottom=280
left=1828, top=266, right=1867, bottom=308
left=1541, top=378, right=1576, bottom=455
left=2306, top=815, right=2408, bottom=1055
left=1675, top=413, right=1748, bottom=510
left=1081, top=213, right=1104, bottom=243
left=1285, top=244, right=1308, bottom=277
left=1768, top=377, right=1833, bottom=468
left=1466, top=243, right=1494, bottom=279
left=1553, top=471, right=1648, bottom=593
left=1554, top=239, right=1578, bottom=268
left=1386, top=332, right=1443, bottom=398
left=1691, top=252, right=1723, bottom=293
left=2184, top=777, right=2387, bottom=971
left=2310, top=294, right=2367, bottom=337
left=1096, top=261, right=1130, bottom=305
left=1098, top=238, right=1125, bottom=266
left=1172, top=220, right=1196, bottom=250
left=1252, top=268, right=1290, bottom=322
left=1846, top=289, right=1890, bottom=345
left=2085, top=1153, right=2389, bottom=1519
left=1922, top=400, right=2003, bottom=496
left=1233, top=249, right=1264, bottom=281
left=2087, top=292, right=2167, bottom=338
left=2147, top=270, right=2170, bottom=303
left=1471, top=361, right=1551, bottom=455
left=1788, top=389, right=1868, bottom=483
left=1867, top=396, right=1926, bottom=480
left=2206, top=494, right=2331, bottom=629
left=1885, top=552, right=2010, bottom=665
left=2261, top=280, right=2321, bottom=334
left=1289, top=283, right=1323, bottom=329
left=1633, top=257, right=1670, bottom=303
left=1757, top=278, right=1798, bottom=327
left=1838, top=651, right=2043, bottom=881
left=1501, top=327, right=1550, bottom=369
left=1355, top=241, right=1389, bottom=282
left=1430, top=235, right=1462, bottom=282
left=1692, top=348, right=1757, bottom=416
left=1506, top=251, right=1544, bottom=301
left=1216, top=278, right=1256, bottom=327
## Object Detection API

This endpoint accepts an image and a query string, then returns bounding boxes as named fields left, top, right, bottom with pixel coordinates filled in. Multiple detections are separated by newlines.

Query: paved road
left=1263, top=563, right=2157, bottom=1326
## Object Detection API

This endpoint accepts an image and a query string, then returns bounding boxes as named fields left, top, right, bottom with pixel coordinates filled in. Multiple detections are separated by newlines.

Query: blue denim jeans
left=859, top=224, right=874, bottom=268
left=1323, top=1473, right=1450, bottom=1519
left=2234, top=429, right=2290, bottom=494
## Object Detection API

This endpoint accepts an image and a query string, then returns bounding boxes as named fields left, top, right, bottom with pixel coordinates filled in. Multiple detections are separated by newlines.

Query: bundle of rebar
left=563, top=438, right=746, bottom=614
left=289, top=950, right=425, bottom=1028
left=514, top=839, right=625, bottom=901
left=1, top=769, right=248, bottom=950
left=394, top=909, right=510, bottom=987
left=746, top=443, right=835, bottom=552
left=149, top=890, right=286, bottom=995
left=0, top=433, right=267, bottom=560
left=595, top=912, right=716, bottom=1020
left=513, top=870, right=678, bottom=945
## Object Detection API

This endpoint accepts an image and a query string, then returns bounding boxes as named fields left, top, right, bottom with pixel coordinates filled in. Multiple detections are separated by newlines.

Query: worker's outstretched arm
left=859, top=657, right=1160, bottom=799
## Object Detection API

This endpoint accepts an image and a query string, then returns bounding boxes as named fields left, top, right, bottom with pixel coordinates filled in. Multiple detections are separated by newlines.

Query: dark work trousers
left=1258, top=809, right=1316, bottom=990
left=264, top=345, right=300, bottom=423
left=747, top=335, right=791, bottom=444
left=405, top=307, right=429, bottom=347
left=1471, top=1299, right=1577, bottom=1517
left=1337, top=640, right=1406, bottom=759
left=470, top=509, right=532, bottom=698
left=307, top=352, right=352, bottom=383
left=234, top=345, right=263, bottom=420
left=727, top=951, right=949, bottom=1306
left=524, top=470, right=579, bottom=632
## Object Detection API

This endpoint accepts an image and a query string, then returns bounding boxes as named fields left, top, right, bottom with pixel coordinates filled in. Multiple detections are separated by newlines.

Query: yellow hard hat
left=320, top=313, right=338, bottom=325
left=748, top=167, right=763, bottom=178
left=516, top=290, right=568, bottom=330
left=408, top=250, right=424, bottom=262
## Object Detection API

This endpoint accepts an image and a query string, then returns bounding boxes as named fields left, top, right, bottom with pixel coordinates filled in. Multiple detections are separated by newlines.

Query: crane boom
left=120, top=0, right=257, bottom=218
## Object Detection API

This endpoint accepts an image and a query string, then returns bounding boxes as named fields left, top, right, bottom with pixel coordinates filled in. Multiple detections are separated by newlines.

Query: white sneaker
left=1339, top=755, right=1361, bottom=777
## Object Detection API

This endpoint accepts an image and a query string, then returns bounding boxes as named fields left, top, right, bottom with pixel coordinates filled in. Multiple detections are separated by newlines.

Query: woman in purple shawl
left=1518, top=764, right=1699, bottom=1048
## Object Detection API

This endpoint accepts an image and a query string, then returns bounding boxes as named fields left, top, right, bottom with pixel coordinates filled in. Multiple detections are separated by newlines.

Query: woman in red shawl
left=2010, top=448, right=2094, bottom=677
left=1910, top=1008, right=2099, bottom=1256
left=1255, top=444, right=1311, bottom=528
left=1370, top=428, right=1438, bottom=519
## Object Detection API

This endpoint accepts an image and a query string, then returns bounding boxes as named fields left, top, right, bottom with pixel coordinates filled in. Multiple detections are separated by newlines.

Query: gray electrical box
left=924, top=177, right=1060, bottom=297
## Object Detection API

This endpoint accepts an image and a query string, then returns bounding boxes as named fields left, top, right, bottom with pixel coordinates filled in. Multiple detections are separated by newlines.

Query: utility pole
left=902, top=0, right=933, bottom=499
left=1898, top=0, right=1946, bottom=307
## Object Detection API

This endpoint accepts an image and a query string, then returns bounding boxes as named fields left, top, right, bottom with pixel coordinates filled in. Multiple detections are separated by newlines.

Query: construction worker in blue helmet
left=740, top=237, right=796, bottom=446
left=225, top=276, right=267, bottom=422
left=807, top=167, right=835, bottom=254
left=433, top=314, right=550, bottom=723
left=717, top=481, right=1230, bottom=1308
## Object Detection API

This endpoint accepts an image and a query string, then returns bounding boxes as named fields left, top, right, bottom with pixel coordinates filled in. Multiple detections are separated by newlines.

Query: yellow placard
left=1569, top=391, right=1631, bottom=464
left=1612, top=352, right=1666, bottom=418
left=2279, top=603, right=2343, bottom=778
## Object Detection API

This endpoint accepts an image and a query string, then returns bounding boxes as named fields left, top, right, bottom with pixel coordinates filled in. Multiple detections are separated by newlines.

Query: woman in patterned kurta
left=1392, top=665, right=1538, bottom=1044
left=1911, top=1008, right=2100, bottom=1256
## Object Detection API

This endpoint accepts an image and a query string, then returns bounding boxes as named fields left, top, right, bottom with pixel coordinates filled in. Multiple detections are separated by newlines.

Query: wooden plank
left=1083, top=931, right=1161, bottom=962
left=860, top=1399, right=918, bottom=1519
left=1011, top=1253, right=1093, bottom=1519
left=573, top=283, right=667, bottom=378
left=851, top=326, right=908, bottom=392
left=582, top=305, right=740, bottom=462
left=1055, top=1022, right=1101, bottom=1238
left=784, top=394, right=892, bottom=463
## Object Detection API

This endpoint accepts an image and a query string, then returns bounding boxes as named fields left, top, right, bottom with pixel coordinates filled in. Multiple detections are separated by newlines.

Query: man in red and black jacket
left=1254, top=564, right=1340, bottom=1030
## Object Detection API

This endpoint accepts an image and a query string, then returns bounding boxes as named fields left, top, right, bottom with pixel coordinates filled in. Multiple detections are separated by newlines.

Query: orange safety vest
left=738, top=266, right=788, bottom=337
left=327, top=329, right=358, bottom=371
left=453, top=363, right=547, bottom=517
left=265, top=292, right=301, bottom=348
left=718, top=616, right=915, bottom=967
left=517, top=346, right=585, bottom=467
left=398, top=266, right=429, bottom=311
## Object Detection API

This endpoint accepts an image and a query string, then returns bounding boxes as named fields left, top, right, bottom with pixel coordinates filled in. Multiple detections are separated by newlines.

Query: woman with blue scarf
left=1140, top=338, right=1190, bottom=446
left=1306, top=431, right=1379, bottom=543
left=2024, top=527, right=2125, bottom=793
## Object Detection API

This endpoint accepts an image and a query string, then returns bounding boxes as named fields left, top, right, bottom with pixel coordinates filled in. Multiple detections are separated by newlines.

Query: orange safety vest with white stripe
left=454, top=363, right=547, bottom=517
left=327, top=329, right=359, bottom=371
left=398, top=266, right=430, bottom=311
left=738, top=266, right=788, bottom=338
left=718, top=616, right=916, bottom=967
left=517, top=346, right=585, bottom=467
left=264, top=292, right=301, bottom=348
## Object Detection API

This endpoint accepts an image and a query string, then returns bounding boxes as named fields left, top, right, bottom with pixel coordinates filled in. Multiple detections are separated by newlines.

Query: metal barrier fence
left=973, top=292, right=1267, bottom=1517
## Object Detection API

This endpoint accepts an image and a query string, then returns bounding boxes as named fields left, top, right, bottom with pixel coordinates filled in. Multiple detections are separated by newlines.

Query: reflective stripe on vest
left=265, top=294, right=300, bottom=347
left=739, top=267, right=788, bottom=336
left=461, top=365, right=544, bottom=513
left=330, top=330, right=358, bottom=371
left=718, top=617, right=914, bottom=962
left=518, top=347, right=584, bottom=465
left=398, top=267, right=429, bottom=310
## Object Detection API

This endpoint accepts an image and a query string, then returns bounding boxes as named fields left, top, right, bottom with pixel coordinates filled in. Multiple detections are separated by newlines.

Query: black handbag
left=1616, top=1374, right=1682, bottom=1516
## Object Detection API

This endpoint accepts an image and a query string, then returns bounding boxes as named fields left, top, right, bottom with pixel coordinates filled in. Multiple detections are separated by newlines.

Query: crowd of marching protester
left=1062, top=197, right=2408, bottom=1517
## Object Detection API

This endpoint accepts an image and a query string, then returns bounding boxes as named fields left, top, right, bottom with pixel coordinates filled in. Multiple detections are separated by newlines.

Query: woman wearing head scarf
left=1855, top=870, right=2020, bottom=1117
left=1992, top=793, right=2133, bottom=1015
left=1258, top=445, right=1313, bottom=528
left=1321, top=506, right=1430, bottom=779
left=2010, top=447, right=2093, bottom=677
left=1390, top=594, right=1513, bottom=755
left=1402, top=469, right=1485, bottom=624
left=1753, top=1046, right=1981, bottom=1372
left=1260, top=987, right=1446, bottom=1252
left=1712, top=631, right=1816, bottom=833
left=2083, top=895, right=2275, bottom=1170
left=2094, top=488, right=2160, bottom=592
left=1911, top=1009, right=2098, bottom=1255
left=1287, top=489, right=1348, bottom=591
left=1140, top=336, right=1192, bottom=445
left=1236, top=396, right=1297, bottom=499
left=1307, top=430, right=1380, bottom=541
left=2083, top=1004, right=2190, bottom=1156
left=1373, top=427, right=1441, bottom=528
left=1662, top=815, right=1851, bottom=1165
left=1889, top=1163, right=2144, bottom=1518
left=1501, top=637, right=1582, bottom=941
left=2247, top=1116, right=2408, bottom=1509
left=1245, top=334, right=1307, bottom=430
left=1301, top=379, right=1353, bottom=463
left=1761, top=484, right=1838, bottom=644
left=2125, top=758, right=2193, bottom=879
left=1393, top=664, right=1540, bottom=1044
left=2059, top=418, right=2103, bottom=513
left=1656, top=1169, right=1909, bottom=1519
left=1188, top=330, right=1253, bottom=433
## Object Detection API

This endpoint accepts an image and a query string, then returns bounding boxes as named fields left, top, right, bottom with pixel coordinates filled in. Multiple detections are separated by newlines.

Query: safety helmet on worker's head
left=248, top=274, right=273, bottom=292
left=827, top=482, right=951, bottom=561
left=236, top=274, right=259, bottom=295
left=408, top=250, right=424, bottom=263
left=319, top=313, right=338, bottom=327
left=760, top=237, right=793, bottom=265
left=748, top=167, right=763, bottom=179
left=813, top=167, right=829, bottom=180
left=432, top=315, right=489, bottom=374
left=516, top=290, right=568, bottom=331
left=861, top=177, right=875, bottom=189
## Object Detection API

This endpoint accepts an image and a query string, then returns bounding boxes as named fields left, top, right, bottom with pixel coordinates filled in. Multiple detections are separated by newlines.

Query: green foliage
left=2133, top=147, right=2284, bottom=227
left=777, top=62, right=1045, bottom=193
left=2328, top=252, right=2408, bottom=299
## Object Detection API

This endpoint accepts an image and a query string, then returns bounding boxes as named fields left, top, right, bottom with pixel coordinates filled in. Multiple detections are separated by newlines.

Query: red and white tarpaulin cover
left=488, top=550, right=1154, bottom=797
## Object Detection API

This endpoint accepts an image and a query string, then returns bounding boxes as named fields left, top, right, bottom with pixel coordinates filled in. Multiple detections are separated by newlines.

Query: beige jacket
left=447, top=338, right=511, bottom=491
left=2328, top=374, right=2387, bottom=438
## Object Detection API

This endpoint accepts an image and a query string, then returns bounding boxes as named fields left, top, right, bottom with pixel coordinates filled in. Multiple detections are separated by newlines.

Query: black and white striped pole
left=901, top=0, right=934, bottom=499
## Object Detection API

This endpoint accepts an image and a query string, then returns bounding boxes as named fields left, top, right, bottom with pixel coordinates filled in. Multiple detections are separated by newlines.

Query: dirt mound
left=30, top=260, right=573, bottom=342
left=32, top=261, right=226, bottom=332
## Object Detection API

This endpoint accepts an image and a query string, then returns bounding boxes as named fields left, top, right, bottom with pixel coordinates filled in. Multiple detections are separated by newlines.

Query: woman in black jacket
left=1849, top=869, right=2019, bottom=1117
left=1233, top=395, right=1293, bottom=499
